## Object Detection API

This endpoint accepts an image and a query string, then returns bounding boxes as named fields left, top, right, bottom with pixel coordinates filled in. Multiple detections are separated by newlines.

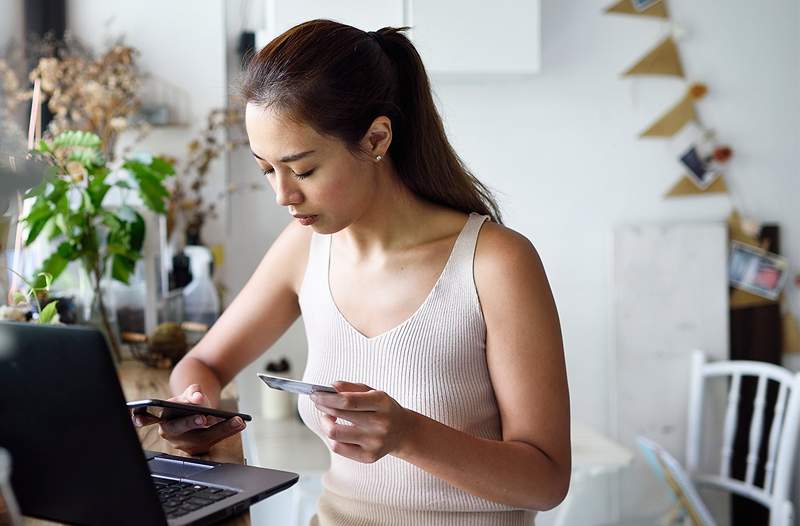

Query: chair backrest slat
left=763, top=383, right=788, bottom=494
left=686, top=351, right=706, bottom=473
left=720, top=373, right=741, bottom=478
left=745, top=375, right=768, bottom=486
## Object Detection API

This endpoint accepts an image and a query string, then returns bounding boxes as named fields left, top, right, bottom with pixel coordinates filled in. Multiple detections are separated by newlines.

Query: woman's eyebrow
left=250, top=149, right=315, bottom=163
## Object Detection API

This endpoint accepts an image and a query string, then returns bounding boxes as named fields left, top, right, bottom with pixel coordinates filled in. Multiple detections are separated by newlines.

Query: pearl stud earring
left=375, top=155, right=383, bottom=162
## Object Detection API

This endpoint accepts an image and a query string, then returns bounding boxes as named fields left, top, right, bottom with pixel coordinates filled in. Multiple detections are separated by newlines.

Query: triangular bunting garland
left=605, top=0, right=669, bottom=19
left=623, top=37, right=684, bottom=77
left=640, top=93, right=697, bottom=137
left=664, top=174, right=727, bottom=197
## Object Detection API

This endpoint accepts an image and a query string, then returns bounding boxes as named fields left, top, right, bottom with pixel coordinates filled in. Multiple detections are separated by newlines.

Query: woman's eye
left=261, top=167, right=274, bottom=177
left=293, top=169, right=314, bottom=180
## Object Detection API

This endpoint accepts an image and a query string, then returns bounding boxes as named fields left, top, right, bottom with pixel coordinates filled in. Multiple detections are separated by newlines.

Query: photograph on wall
left=679, top=143, right=721, bottom=190
left=729, top=241, right=789, bottom=301
left=632, top=0, right=663, bottom=12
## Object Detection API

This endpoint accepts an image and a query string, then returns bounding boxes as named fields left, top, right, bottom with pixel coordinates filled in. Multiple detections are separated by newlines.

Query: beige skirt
left=309, top=489, right=537, bottom=526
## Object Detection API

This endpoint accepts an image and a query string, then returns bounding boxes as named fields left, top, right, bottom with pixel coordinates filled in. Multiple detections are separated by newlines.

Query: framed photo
left=679, top=144, right=721, bottom=190
left=632, top=0, right=662, bottom=12
left=729, top=241, right=789, bottom=301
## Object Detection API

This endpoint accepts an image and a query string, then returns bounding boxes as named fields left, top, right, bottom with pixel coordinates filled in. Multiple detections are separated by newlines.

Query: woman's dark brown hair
left=241, top=19, right=502, bottom=223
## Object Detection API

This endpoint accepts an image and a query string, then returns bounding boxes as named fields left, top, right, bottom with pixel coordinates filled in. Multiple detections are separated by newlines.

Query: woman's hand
left=311, top=381, right=415, bottom=463
left=131, top=384, right=246, bottom=456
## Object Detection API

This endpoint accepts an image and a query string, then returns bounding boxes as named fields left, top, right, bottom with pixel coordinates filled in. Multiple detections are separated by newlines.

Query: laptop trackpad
left=148, top=457, right=215, bottom=478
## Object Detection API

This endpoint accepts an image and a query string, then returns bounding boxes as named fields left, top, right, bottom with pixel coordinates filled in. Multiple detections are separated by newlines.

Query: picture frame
left=729, top=241, right=789, bottom=301
left=679, top=143, right=721, bottom=191
left=632, top=0, right=663, bottom=12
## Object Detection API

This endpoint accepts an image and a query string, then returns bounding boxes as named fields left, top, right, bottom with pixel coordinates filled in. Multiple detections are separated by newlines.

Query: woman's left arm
left=311, top=223, right=571, bottom=510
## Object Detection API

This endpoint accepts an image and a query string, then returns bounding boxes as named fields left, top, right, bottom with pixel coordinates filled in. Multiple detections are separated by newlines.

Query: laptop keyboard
left=153, top=477, right=239, bottom=519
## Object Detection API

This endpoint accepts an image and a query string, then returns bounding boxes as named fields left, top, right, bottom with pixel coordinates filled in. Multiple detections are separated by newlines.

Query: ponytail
left=242, top=20, right=502, bottom=224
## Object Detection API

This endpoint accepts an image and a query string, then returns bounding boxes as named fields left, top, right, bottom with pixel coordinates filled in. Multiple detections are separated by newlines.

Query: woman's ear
left=361, top=116, right=392, bottom=159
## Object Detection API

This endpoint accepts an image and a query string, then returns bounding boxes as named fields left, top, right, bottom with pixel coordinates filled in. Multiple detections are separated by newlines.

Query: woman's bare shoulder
left=474, top=220, right=549, bottom=306
left=475, top=221, right=541, bottom=271
left=268, top=219, right=315, bottom=294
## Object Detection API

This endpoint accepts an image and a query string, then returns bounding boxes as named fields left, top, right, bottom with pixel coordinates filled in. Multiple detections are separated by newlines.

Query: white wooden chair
left=684, top=350, right=800, bottom=526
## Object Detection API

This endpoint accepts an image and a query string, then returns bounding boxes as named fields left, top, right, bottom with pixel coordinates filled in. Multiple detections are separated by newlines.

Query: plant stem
left=92, top=264, right=122, bottom=363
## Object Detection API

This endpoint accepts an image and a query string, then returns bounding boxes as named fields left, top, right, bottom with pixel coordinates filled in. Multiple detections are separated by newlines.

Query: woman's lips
left=294, top=215, right=318, bottom=226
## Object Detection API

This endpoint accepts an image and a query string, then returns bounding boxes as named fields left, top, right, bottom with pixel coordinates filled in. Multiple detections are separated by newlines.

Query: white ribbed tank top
left=297, top=213, right=536, bottom=525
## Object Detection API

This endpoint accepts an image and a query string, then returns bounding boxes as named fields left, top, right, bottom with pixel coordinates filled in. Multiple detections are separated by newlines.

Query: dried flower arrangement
left=167, top=104, right=259, bottom=246
left=0, top=32, right=149, bottom=162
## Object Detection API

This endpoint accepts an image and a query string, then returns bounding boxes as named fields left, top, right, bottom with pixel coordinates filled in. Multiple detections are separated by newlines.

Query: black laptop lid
left=0, top=322, right=167, bottom=526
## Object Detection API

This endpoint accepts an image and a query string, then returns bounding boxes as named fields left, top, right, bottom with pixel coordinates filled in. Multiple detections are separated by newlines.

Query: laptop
left=0, top=321, right=298, bottom=525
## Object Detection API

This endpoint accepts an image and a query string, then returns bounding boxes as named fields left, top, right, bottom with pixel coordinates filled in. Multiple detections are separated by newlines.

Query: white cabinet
left=259, top=0, right=541, bottom=75
left=262, top=0, right=404, bottom=43
left=408, top=0, right=541, bottom=75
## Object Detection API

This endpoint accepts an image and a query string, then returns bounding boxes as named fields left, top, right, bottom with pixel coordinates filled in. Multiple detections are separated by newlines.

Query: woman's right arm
left=134, top=220, right=312, bottom=454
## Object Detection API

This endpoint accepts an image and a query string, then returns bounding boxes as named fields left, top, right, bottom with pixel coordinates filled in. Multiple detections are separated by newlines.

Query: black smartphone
left=127, top=399, right=252, bottom=422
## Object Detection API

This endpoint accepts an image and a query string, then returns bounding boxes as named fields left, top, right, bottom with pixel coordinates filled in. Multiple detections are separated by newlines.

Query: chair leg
left=663, top=501, right=688, bottom=526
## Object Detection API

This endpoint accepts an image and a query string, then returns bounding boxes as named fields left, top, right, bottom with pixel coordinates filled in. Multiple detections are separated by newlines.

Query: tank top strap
left=444, top=212, right=489, bottom=281
left=299, top=231, right=331, bottom=301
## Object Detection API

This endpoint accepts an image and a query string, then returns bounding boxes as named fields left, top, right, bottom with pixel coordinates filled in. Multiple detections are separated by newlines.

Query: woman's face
left=245, top=103, right=376, bottom=234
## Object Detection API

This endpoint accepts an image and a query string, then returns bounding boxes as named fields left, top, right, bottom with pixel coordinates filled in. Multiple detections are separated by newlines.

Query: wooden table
left=22, top=360, right=250, bottom=525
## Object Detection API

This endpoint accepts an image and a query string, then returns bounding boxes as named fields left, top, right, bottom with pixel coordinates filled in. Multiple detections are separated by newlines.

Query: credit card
left=257, top=373, right=337, bottom=395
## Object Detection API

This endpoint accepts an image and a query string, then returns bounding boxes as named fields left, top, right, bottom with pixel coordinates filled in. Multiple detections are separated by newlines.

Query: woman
left=135, top=20, right=570, bottom=525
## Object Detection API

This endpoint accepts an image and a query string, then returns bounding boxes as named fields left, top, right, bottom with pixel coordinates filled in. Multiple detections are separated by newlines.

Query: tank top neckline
left=325, top=213, right=483, bottom=342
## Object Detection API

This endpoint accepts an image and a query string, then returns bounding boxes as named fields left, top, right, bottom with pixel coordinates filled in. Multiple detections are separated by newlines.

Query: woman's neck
left=335, top=165, right=444, bottom=263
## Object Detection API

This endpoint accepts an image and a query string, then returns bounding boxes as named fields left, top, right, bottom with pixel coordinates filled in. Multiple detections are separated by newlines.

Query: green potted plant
left=23, top=130, right=173, bottom=361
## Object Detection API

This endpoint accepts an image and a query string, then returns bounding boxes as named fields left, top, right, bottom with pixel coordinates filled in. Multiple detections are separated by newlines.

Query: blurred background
left=1, top=1, right=798, bottom=524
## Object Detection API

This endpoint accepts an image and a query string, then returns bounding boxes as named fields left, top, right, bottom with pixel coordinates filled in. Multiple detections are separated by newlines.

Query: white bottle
left=182, top=245, right=220, bottom=326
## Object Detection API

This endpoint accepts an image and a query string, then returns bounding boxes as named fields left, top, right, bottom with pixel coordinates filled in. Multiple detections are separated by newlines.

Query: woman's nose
left=273, top=174, right=303, bottom=207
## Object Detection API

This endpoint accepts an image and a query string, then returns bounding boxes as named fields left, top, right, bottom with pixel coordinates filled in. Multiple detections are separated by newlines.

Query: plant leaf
left=150, top=156, right=176, bottom=176
left=39, top=301, right=58, bottom=324
left=35, top=138, right=52, bottom=154
left=111, top=254, right=135, bottom=284
left=35, top=272, right=53, bottom=291
left=24, top=215, right=53, bottom=245
left=52, top=130, right=102, bottom=149
left=67, top=148, right=102, bottom=166
left=123, top=160, right=171, bottom=214
left=11, top=291, right=27, bottom=305
left=36, top=248, right=71, bottom=284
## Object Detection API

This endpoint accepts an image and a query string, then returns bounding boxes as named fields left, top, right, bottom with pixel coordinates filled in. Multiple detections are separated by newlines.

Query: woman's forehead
left=245, top=103, right=325, bottom=160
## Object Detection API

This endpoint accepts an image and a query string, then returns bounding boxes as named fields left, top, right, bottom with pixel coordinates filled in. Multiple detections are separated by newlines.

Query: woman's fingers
left=311, top=390, right=381, bottom=411
left=171, top=384, right=206, bottom=405
left=159, top=414, right=208, bottom=437
left=138, top=383, right=243, bottom=455
left=314, top=404, right=371, bottom=426
left=132, top=411, right=160, bottom=427
left=333, top=381, right=372, bottom=393
left=170, top=417, right=247, bottom=456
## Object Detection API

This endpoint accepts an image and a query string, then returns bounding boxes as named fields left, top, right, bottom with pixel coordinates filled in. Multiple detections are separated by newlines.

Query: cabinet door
left=408, top=0, right=541, bottom=75
left=265, top=0, right=404, bottom=41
